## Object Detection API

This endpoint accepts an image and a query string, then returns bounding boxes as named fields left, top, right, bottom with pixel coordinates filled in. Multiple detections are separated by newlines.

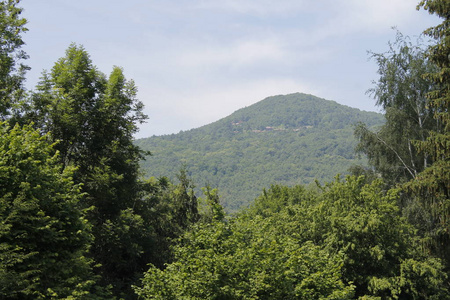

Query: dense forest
left=0, top=0, right=449, bottom=299
left=136, top=93, right=384, bottom=211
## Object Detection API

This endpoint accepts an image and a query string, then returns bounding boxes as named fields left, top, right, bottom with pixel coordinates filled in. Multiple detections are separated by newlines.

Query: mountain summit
left=136, top=93, right=383, bottom=211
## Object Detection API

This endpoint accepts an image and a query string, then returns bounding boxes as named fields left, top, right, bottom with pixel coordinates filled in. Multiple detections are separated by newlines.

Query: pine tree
left=406, top=0, right=450, bottom=269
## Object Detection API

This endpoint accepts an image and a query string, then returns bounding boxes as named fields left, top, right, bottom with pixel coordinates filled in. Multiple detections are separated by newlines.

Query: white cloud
left=21, top=0, right=441, bottom=138
left=349, top=0, right=416, bottom=30
left=317, top=0, right=437, bottom=37
left=196, top=0, right=309, bottom=16
left=176, top=38, right=285, bottom=70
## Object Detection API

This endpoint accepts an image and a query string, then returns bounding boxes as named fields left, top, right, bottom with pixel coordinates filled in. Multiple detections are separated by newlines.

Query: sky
left=20, top=0, right=440, bottom=138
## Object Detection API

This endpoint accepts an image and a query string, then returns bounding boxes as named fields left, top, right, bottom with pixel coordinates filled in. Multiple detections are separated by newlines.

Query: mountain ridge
left=136, top=93, right=384, bottom=211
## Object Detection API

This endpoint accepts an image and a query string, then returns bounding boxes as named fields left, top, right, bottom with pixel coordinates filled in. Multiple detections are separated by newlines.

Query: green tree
left=248, top=177, right=449, bottom=299
left=406, top=0, right=450, bottom=270
left=0, top=122, right=106, bottom=299
left=136, top=176, right=448, bottom=299
left=310, top=176, right=447, bottom=298
left=355, top=32, right=438, bottom=185
left=172, top=167, right=200, bottom=228
left=135, top=213, right=354, bottom=300
left=29, top=44, right=205, bottom=298
left=137, top=174, right=203, bottom=271
left=198, top=185, right=225, bottom=223
left=0, top=0, right=29, bottom=121
left=29, top=44, right=150, bottom=297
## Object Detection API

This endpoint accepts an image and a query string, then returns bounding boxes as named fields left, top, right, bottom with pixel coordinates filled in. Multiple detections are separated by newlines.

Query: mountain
left=136, top=93, right=384, bottom=211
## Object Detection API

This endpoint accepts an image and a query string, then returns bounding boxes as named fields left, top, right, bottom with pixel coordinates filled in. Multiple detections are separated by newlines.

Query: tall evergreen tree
left=406, top=0, right=450, bottom=269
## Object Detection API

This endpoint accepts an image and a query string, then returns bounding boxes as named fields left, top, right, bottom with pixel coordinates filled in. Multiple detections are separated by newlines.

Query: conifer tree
left=406, top=0, right=450, bottom=269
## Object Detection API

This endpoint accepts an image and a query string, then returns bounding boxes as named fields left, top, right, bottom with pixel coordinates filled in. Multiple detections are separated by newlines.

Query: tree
left=172, top=167, right=200, bottom=228
left=198, top=185, right=225, bottom=223
left=405, top=0, right=450, bottom=270
left=29, top=44, right=150, bottom=298
left=0, top=122, right=106, bottom=299
left=309, top=176, right=447, bottom=298
left=136, top=176, right=449, bottom=299
left=0, top=0, right=29, bottom=121
left=355, top=31, right=438, bottom=185
left=135, top=211, right=354, bottom=300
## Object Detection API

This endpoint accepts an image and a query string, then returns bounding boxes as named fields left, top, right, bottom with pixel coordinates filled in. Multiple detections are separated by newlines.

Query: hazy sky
left=20, top=0, right=439, bottom=138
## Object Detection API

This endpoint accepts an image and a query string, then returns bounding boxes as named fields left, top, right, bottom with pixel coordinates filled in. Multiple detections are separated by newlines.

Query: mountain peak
left=136, top=93, right=383, bottom=211
left=206, top=93, right=381, bottom=133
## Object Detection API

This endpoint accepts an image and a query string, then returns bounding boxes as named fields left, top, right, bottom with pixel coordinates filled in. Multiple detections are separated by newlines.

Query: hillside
left=136, top=93, right=384, bottom=211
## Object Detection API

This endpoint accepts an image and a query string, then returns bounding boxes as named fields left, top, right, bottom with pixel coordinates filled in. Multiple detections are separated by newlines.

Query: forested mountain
left=2, top=1, right=450, bottom=298
left=137, top=93, right=384, bottom=211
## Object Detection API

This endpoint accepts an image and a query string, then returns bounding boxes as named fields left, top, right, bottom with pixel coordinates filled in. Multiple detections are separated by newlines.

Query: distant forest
left=136, top=93, right=384, bottom=211
left=0, top=1, right=449, bottom=299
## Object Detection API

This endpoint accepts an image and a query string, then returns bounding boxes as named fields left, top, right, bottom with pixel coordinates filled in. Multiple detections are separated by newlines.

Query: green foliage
left=136, top=93, right=384, bottom=211
left=309, top=177, right=446, bottom=298
left=172, top=167, right=200, bottom=228
left=30, top=44, right=147, bottom=177
left=136, top=176, right=448, bottom=299
left=0, top=0, right=29, bottom=121
left=271, top=177, right=448, bottom=298
left=2, top=2, right=446, bottom=299
left=198, top=185, right=226, bottom=223
left=28, top=44, right=152, bottom=298
left=355, top=32, right=438, bottom=185
left=354, top=18, right=449, bottom=273
left=405, top=0, right=450, bottom=269
left=137, top=174, right=204, bottom=270
left=135, top=215, right=354, bottom=300
left=0, top=122, right=107, bottom=299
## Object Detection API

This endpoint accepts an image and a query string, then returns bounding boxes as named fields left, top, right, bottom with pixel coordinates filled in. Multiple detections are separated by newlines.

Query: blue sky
left=20, top=0, right=439, bottom=138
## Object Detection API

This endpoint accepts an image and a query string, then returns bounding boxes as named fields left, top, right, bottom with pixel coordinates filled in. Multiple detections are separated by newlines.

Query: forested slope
left=2, top=1, right=449, bottom=299
left=137, top=93, right=384, bottom=211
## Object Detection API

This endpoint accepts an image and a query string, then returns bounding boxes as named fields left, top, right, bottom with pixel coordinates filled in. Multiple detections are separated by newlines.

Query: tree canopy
left=136, top=177, right=448, bottom=299
left=0, top=123, right=105, bottom=299
left=0, top=0, right=28, bottom=121
left=355, top=32, right=438, bottom=184
left=1, top=0, right=449, bottom=298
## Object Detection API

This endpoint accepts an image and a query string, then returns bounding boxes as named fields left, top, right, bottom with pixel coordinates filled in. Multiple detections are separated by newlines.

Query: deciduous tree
left=0, top=122, right=106, bottom=299
left=0, top=0, right=29, bottom=121
left=136, top=176, right=449, bottom=299
left=30, top=44, right=150, bottom=297
left=355, top=32, right=438, bottom=184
